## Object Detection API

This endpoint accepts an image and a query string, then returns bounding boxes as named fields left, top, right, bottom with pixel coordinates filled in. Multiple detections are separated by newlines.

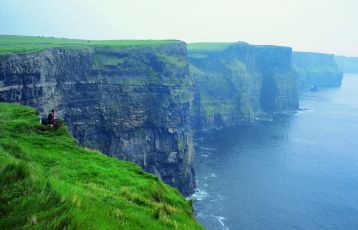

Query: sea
left=191, top=74, right=358, bottom=230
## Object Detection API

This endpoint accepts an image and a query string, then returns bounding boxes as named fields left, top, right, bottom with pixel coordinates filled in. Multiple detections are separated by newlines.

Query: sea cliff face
left=188, top=42, right=299, bottom=130
left=335, top=56, right=358, bottom=73
left=292, top=51, right=343, bottom=89
left=0, top=42, right=195, bottom=195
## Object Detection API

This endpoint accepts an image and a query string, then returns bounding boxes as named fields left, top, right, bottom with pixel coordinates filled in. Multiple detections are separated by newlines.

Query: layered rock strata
left=0, top=43, right=195, bottom=195
left=188, top=42, right=299, bottom=130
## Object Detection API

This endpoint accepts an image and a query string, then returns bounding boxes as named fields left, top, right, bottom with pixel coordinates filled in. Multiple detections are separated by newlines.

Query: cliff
left=188, top=42, right=299, bottom=130
left=292, top=51, right=343, bottom=89
left=335, top=56, right=358, bottom=73
left=0, top=35, right=195, bottom=195
left=0, top=103, right=203, bottom=229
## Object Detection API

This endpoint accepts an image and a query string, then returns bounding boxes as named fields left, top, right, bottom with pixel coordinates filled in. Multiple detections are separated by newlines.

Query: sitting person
left=48, top=109, right=58, bottom=127
left=41, top=109, right=58, bottom=127
left=48, top=109, right=55, bottom=124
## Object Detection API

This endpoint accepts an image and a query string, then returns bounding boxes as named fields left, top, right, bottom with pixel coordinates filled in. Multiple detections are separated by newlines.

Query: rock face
left=0, top=43, right=195, bottom=195
left=335, top=56, right=358, bottom=73
left=292, top=52, right=343, bottom=89
left=188, top=42, right=299, bottom=130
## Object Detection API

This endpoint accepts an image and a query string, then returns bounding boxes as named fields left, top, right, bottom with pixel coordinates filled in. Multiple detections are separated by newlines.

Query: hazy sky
left=1, top=0, right=357, bottom=56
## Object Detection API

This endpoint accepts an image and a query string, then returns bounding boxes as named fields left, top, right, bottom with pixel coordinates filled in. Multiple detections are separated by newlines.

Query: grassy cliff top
left=0, top=103, right=203, bottom=229
left=187, top=42, right=291, bottom=53
left=0, top=35, right=181, bottom=56
left=187, top=42, right=236, bottom=52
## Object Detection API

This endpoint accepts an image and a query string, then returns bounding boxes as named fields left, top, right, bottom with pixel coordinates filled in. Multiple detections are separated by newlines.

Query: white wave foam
left=199, top=146, right=217, bottom=151
left=297, top=108, right=314, bottom=114
left=210, top=194, right=225, bottom=202
left=186, top=188, right=208, bottom=201
left=204, top=173, right=217, bottom=179
left=213, top=215, right=229, bottom=230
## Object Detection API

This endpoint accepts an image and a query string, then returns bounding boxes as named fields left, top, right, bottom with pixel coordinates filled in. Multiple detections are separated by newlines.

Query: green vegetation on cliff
left=292, top=51, right=343, bottom=88
left=189, top=42, right=298, bottom=129
left=188, top=42, right=254, bottom=127
left=0, top=35, right=179, bottom=56
left=187, top=42, right=235, bottom=52
left=0, top=103, right=202, bottom=229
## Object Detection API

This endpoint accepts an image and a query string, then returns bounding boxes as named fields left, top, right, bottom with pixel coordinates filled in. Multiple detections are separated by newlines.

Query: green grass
left=0, top=103, right=203, bottom=230
left=201, top=98, right=235, bottom=116
left=187, top=42, right=236, bottom=52
left=157, top=54, right=187, bottom=69
left=224, top=59, right=249, bottom=78
left=92, top=53, right=126, bottom=69
left=0, top=35, right=180, bottom=56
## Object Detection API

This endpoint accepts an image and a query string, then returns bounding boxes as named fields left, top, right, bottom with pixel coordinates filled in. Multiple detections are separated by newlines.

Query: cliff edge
left=0, top=103, right=203, bottom=229
left=0, top=35, right=195, bottom=195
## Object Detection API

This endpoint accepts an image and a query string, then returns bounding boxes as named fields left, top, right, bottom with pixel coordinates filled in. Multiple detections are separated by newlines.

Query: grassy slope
left=0, top=35, right=179, bottom=56
left=0, top=103, right=203, bottom=230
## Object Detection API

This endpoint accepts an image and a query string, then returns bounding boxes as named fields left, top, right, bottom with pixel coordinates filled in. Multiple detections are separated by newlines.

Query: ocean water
left=191, top=74, right=358, bottom=230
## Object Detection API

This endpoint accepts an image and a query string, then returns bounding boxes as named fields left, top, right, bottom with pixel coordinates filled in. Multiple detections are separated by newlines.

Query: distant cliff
left=335, top=56, right=358, bottom=73
left=292, top=52, right=343, bottom=89
left=0, top=36, right=195, bottom=195
left=188, top=42, right=299, bottom=130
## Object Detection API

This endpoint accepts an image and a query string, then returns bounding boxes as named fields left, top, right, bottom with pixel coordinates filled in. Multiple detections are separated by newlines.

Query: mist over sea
left=192, top=74, right=358, bottom=230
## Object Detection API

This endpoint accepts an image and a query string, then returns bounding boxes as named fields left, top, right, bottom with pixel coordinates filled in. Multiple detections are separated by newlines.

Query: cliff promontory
left=292, top=51, right=343, bottom=89
left=188, top=42, right=299, bottom=130
left=0, top=35, right=194, bottom=195
left=335, top=55, right=358, bottom=73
